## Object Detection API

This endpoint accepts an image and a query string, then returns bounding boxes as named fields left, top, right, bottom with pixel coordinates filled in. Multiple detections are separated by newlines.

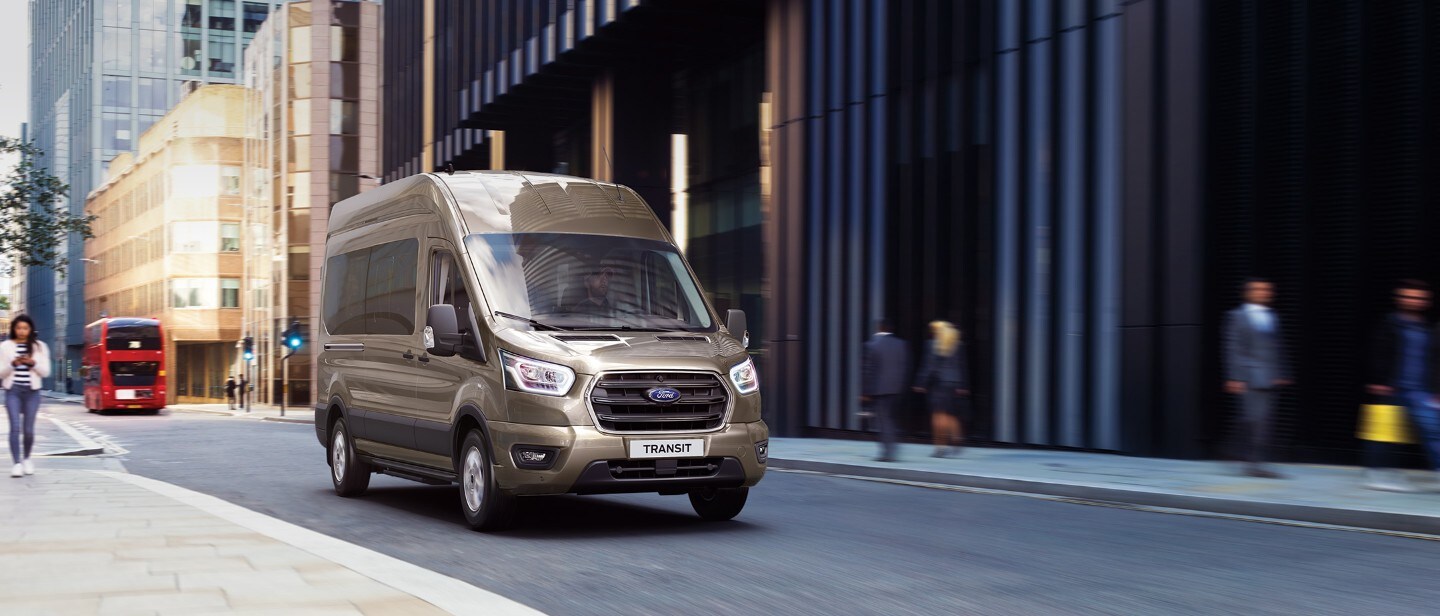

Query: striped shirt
left=12, top=342, right=31, bottom=387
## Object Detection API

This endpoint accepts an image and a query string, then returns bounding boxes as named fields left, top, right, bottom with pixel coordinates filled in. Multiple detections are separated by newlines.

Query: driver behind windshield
left=570, top=266, right=617, bottom=316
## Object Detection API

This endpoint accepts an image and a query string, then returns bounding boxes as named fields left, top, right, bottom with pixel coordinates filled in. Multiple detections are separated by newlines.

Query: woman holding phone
left=0, top=315, right=52, bottom=477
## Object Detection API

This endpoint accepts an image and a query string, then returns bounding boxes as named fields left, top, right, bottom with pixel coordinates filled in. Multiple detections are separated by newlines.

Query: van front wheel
left=458, top=430, right=517, bottom=531
left=688, top=487, right=748, bottom=521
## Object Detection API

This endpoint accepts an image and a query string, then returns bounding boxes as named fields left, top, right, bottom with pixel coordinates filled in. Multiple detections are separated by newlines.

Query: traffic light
left=284, top=320, right=303, bottom=350
left=242, top=336, right=254, bottom=361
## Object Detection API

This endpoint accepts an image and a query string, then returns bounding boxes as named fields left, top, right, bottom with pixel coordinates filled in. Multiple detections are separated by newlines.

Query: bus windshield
left=106, top=323, right=162, bottom=350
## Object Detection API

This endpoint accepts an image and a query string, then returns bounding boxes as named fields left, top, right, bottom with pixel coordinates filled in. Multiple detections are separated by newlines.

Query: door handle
left=402, top=351, right=416, bottom=360
left=417, top=355, right=430, bottom=363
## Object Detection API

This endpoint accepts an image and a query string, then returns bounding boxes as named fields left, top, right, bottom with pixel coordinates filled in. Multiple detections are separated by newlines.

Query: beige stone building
left=243, top=1, right=381, bottom=406
left=84, top=84, right=248, bottom=404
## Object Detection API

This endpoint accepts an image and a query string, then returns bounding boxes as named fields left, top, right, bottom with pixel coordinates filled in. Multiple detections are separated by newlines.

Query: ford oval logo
left=646, top=387, right=682, bottom=404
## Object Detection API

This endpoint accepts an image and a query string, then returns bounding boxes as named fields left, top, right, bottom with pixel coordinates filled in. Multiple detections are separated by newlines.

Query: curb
left=166, top=406, right=238, bottom=417
left=262, top=416, right=312, bottom=424
left=768, top=457, right=1440, bottom=536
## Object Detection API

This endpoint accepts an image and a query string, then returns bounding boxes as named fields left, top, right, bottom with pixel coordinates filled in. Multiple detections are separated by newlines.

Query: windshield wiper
left=565, top=325, right=670, bottom=332
left=494, top=311, right=565, bottom=331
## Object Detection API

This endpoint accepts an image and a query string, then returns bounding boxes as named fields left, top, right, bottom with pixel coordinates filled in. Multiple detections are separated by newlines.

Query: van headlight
left=729, top=357, right=759, bottom=395
left=501, top=350, right=576, bottom=396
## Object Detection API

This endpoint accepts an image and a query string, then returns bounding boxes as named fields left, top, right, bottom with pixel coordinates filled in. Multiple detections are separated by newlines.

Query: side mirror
left=726, top=309, right=750, bottom=349
left=426, top=304, right=462, bottom=357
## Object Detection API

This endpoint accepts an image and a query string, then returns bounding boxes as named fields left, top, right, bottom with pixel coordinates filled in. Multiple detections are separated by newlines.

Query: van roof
left=328, top=171, right=673, bottom=242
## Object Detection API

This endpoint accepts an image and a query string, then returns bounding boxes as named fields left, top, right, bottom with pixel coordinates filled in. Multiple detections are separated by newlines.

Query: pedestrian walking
left=913, top=320, right=970, bottom=458
left=1362, top=279, right=1440, bottom=491
left=225, top=375, right=238, bottom=410
left=239, top=374, right=248, bottom=409
left=861, top=318, right=909, bottom=462
left=0, top=316, right=52, bottom=478
left=1224, top=278, right=1292, bottom=479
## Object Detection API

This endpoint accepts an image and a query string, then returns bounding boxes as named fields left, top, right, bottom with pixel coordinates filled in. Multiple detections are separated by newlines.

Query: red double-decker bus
left=83, top=318, right=167, bottom=413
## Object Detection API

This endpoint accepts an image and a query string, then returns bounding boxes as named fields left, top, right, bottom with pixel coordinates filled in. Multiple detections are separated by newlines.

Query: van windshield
left=466, top=233, right=716, bottom=332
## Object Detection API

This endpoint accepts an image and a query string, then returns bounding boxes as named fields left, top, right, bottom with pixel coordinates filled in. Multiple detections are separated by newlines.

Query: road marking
left=770, top=467, right=1440, bottom=542
left=95, top=471, right=546, bottom=616
left=40, top=414, right=109, bottom=456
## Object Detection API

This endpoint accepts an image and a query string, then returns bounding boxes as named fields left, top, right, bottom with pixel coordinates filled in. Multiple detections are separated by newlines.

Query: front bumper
left=489, top=420, right=769, bottom=496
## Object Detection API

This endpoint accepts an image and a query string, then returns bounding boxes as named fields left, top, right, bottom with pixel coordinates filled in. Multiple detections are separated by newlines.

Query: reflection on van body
left=316, top=171, right=766, bottom=530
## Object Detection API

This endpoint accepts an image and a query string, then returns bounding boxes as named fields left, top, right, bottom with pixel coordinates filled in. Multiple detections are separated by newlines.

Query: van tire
left=458, top=430, right=517, bottom=531
left=688, top=487, right=748, bottom=521
left=330, top=419, right=371, bottom=496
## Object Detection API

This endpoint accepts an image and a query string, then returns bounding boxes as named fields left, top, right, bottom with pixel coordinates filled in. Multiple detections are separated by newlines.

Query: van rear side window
left=324, top=238, right=418, bottom=335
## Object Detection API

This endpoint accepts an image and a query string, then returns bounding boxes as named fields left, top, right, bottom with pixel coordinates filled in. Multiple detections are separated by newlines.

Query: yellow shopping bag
left=1357, top=404, right=1416, bottom=444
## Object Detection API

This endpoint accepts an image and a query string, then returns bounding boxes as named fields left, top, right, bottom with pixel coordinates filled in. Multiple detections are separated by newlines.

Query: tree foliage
left=0, top=137, right=93, bottom=273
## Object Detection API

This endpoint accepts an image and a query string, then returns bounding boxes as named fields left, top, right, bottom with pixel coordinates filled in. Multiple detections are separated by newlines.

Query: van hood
left=493, top=329, right=749, bottom=375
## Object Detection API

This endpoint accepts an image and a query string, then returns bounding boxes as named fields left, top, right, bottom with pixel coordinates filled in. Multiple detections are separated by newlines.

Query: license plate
left=628, top=439, right=704, bottom=459
left=116, top=390, right=136, bottom=400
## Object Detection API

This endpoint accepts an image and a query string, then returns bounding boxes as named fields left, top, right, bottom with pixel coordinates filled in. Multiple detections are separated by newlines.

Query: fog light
left=754, top=440, right=769, bottom=464
left=511, top=445, right=559, bottom=470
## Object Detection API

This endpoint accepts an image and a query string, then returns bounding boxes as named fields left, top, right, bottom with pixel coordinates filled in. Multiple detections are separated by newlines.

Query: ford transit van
left=315, top=171, right=767, bottom=530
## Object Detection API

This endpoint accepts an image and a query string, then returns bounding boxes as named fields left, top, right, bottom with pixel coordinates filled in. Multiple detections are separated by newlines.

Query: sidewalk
left=769, top=437, right=1440, bottom=535
left=0, top=468, right=541, bottom=616
left=166, top=403, right=312, bottom=424
left=38, top=391, right=311, bottom=425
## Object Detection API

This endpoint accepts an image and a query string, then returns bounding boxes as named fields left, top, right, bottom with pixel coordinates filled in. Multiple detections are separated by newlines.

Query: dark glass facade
left=383, top=0, right=1440, bottom=463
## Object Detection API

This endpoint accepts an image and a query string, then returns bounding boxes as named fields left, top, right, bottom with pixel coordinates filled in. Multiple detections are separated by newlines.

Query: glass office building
left=28, top=0, right=280, bottom=392
left=384, top=0, right=1440, bottom=464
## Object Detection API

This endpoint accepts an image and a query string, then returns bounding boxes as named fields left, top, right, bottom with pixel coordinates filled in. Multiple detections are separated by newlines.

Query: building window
left=139, top=30, right=167, bottom=73
left=243, top=2, right=269, bottom=33
left=221, top=166, right=241, bottom=195
left=329, top=100, right=357, bottom=135
left=103, top=113, right=133, bottom=152
left=138, top=78, right=168, bottom=111
left=140, top=0, right=167, bottom=29
left=221, top=279, right=240, bottom=308
left=103, top=76, right=132, bottom=108
left=181, top=33, right=203, bottom=75
left=172, top=222, right=220, bottom=253
left=172, top=279, right=218, bottom=308
left=182, top=0, right=203, bottom=29
left=104, top=0, right=134, bottom=26
left=221, top=223, right=241, bottom=252
left=102, top=28, right=133, bottom=71
left=209, top=0, right=237, bottom=30
left=209, top=37, right=237, bottom=75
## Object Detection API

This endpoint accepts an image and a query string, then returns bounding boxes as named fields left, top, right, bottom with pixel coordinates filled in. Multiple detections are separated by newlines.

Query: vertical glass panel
left=182, top=0, right=203, bottom=28
left=181, top=33, right=203, bottom=75
left=138, top=78, right=167, bottom=111
left=102, top=28, right=133, bottom=71
left=209, top=0, right=237, bottom=30
left=140, top=0, right=167, bottom=29
left=289, top=63, right=311, bottom=99
left=209, top=36, right=236, bottom=75
left=290, top=99, right=312, bottom=135
left=289, top=26, right=312, bottom=63
left=329, top=100, right=357, bottom=135
left=330, top=62, right=359, bottom=99
left=243, top=2, right=270, bottom=33
left=139, top=30, right=167, bottom=72
left=171, top=222, right=220, bottom=253
left=220, top=166, right=242, bottom=195
left=102, top=76, right=132, bottom=107
left=104, top=0, right=134, bottom=26
left=221, top=223, right=241, bottom=252
left=221, top=279, right=241, bottom=307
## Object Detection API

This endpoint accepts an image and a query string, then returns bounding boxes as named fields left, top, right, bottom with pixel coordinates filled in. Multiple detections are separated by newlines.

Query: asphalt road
left=43, top=402, right=1440, bottom=616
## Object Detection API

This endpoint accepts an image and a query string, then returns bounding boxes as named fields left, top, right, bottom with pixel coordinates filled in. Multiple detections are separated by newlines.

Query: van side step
left=362, top=456, right=456, bottom=486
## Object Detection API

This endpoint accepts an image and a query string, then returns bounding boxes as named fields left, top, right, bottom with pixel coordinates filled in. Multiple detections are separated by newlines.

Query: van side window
left=365, top=239, right=419, bottom=335
left=324, top=249, right=371, bottom=335
left=429, top=251, right=474, bottom=339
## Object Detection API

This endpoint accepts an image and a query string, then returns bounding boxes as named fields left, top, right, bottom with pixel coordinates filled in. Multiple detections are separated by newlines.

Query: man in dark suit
left=862, top=319, right=909, bottom=462
left=1225, top=278, right=1292, bottom=478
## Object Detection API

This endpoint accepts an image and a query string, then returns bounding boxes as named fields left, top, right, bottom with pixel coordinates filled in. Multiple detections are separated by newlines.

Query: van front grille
left=590, top=371, right=728, bottom=432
